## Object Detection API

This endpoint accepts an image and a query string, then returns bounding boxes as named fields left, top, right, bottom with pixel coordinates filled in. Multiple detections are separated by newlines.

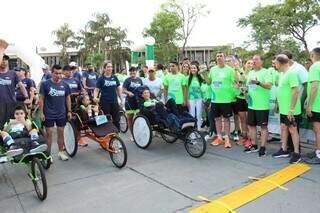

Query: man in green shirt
left=246, top=55, right=272, bottom=156
left=272, top=54, right=301, bottom=164
left=163, top=61, right=188, bottom=110
left=305, top=47, right=320, bottom=164
left=204, top=52, right=236, bottom=148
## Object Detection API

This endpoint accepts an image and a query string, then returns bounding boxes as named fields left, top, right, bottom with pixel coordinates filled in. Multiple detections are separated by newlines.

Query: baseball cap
left=42, top=64, right=49, bottom=69
left=148, top=66, right=155, bottom=72
left=69, top=61, right=78, bottom=67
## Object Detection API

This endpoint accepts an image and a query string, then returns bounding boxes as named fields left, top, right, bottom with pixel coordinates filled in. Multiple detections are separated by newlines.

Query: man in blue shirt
left=0, top=40, right=30, bottom=129
left=39, top=64, right=72, bottom=161
left=82, top=63, right=98, bottom=97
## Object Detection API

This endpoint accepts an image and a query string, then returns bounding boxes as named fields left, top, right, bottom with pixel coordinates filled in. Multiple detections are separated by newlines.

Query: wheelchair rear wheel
left=132, top=115, right=152, bottom=149
left=64, top=120, right=78, bottom=157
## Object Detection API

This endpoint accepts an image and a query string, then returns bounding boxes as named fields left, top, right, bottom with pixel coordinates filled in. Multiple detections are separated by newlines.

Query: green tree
left=238, top=0, right=320, bottom=52
left=52, top=23, right=77, bottom=64
left=76, top=13, right=131, bottom=70
left=144, top=11, right=182, bottom=64
left=162, top=0, right=209, bottom=59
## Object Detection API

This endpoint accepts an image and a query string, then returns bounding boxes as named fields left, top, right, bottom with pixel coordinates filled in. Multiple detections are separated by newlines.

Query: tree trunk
left=301, top=38, right=309, bottom=53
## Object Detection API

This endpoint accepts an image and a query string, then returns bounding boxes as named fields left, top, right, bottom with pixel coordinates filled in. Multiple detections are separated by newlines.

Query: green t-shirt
left=116, top=73, right=127, bottom=85
left=201, top=83, right=212, bottom=102
left=164, top=73, right=187, bottom=104
left=247, top=68, right=272, bottom=110
left=307, top=61, right=320, bottom=113
left=156, top=70, right=165, bottom=81
left=277, top=69, right=301, bottom=115
left=268, top=67, right=280, bottom=86
left=208, top=65, right=235, bottom=103
left=4, top=119, right=32, bottom=133
left=188, top=77, right=202, bottom=100
left=143, top=99, right=158, bottom=107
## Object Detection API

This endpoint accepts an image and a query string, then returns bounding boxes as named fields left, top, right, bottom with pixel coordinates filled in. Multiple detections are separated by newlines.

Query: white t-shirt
left=291, top=62, right=308, bottom=98
left=144, top=77, right=164, bottom=97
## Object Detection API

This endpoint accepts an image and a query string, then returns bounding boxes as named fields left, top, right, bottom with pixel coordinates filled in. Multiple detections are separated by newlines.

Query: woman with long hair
left=187, top=61, right=204, bottom=130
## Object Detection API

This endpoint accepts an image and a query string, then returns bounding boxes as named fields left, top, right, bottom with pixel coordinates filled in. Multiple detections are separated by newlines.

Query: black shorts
left=43, top=117, right=67, bottom=128
left=236, top=98, right=248, bottom=112
left=248, top=109, right=269, bottom=126
left=308, top=111, right=320, bottom=123
left=280, top=114, right=301, bottom=127
left=125, top=99, right=139, bottom=113
left=211, top=103, right=233, bottom=118
left=231, top=101, right=238, bottom=115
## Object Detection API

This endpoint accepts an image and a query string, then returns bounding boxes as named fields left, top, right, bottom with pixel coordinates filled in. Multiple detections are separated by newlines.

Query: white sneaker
left=58, top=151, right=69, bottom=161
left=205, top=133, right=215, bottom=141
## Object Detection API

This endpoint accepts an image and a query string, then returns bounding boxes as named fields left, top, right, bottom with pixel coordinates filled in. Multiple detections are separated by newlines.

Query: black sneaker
left=258, top=146, right=266, bottom=157
left=290, top=152, right=301, bottom=164
left=244, top=144, right=258, bottom=153
left=272, top=148, right=290, bottom=158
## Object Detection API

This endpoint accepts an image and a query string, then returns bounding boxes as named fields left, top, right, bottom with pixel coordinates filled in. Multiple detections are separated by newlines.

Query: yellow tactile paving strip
left=190, top=163, right=311, bottom=213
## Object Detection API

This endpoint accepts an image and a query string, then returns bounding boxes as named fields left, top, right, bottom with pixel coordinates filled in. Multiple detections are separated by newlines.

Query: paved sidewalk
left=1, top=132, right=319, bottom=213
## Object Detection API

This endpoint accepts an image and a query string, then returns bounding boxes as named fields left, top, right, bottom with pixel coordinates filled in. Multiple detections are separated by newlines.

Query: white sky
left=1, top=0, right=319, bottom=52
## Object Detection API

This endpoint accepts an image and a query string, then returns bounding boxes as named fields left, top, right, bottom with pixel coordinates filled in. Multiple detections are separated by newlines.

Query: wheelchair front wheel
left=184, top=130, right=206, bottom=158
left=31, top=158, right=47, bottom=201
left=109, top=136, right=127, bottom=168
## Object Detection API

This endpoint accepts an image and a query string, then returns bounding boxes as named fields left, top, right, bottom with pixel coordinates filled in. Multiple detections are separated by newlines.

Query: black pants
left=0, top=103, right=17, bottom=130
left=100, top=102, right=120, bottom=130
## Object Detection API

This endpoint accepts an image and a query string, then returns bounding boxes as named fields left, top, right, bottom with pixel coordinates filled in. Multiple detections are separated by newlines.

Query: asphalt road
left=1, top=130, right=319, bottom=213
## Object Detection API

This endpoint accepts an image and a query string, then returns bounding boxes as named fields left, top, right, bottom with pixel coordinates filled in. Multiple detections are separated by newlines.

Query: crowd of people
left=0, top=38, right=319, bottom=164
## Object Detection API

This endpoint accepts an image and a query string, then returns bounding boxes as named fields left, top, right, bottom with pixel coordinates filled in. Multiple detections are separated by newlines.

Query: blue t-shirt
left=41, top=73, right=52, bottom=82
left=123, top=77, right=143, bottom=103
left=83, top=70, right=98, bottom=89
left=16, top=78, right=35, bottom=101
left=73, top=71, right=82, bottom=83
left=0, top=70, right=20, bottom=103
left=40, top=80, right=71, bottom=119
left=62, top=77, right=81, bottom=94
left=96, top=75, right=120, bottom=104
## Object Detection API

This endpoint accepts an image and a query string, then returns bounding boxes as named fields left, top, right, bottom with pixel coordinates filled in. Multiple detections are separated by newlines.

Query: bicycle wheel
left=64, top=120, right=78, bottom=157
left=31, top=158, right=47, bottom=201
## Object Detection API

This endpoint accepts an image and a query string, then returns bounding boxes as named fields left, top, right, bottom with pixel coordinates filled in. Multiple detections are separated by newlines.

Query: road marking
left=190, top=163, right=311, bottom=213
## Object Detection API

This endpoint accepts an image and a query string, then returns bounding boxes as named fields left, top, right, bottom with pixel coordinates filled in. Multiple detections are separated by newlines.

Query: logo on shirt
left=88, top=75, right=96, bottom=80
left=130, top=82, right=142, bottom=88
left=48, top=87, right=65, bottom=96
left=104, top=80, right=117, bottom=87
left=0, top=77, right=12, bottom=86
left=68, top=83, right=78, bottom=89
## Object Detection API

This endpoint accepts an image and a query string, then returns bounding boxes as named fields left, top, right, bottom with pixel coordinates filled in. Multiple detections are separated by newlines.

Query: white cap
left=42, top=64, right=49, bottom=69
left=69, top=61, right=78, bottom=67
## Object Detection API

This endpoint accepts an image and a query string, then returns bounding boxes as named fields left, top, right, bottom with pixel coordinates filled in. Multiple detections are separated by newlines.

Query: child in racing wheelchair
left=1, top=106, right=48, bottom=157
left=79, top=94, right=99, bottom=120
left=141, top=88, right=194, bottom=132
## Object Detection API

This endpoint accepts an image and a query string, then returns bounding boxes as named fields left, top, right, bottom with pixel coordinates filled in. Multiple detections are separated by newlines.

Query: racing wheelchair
left=0, top=122, right=50, bottom=201
left=131, top=86, right=206, bottom=158
left=63, top=104, right=127, bottom=168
